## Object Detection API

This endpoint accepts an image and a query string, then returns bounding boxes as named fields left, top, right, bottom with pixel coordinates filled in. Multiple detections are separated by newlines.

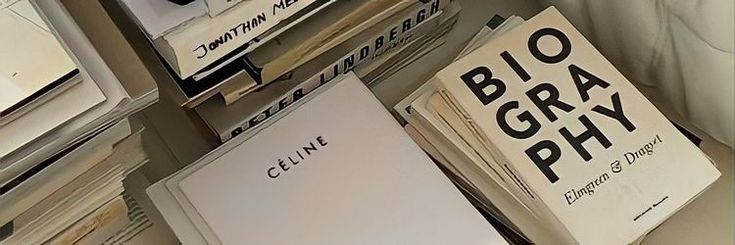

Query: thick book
left=149, top=73, right=507, bottom=244
left=433, top=7, right=720, bottom=244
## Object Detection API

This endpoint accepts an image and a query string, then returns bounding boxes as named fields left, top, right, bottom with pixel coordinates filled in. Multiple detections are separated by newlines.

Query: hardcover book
left=149, top=73, right=507, bottom=244
left=432, top=7, right=720, bottom=244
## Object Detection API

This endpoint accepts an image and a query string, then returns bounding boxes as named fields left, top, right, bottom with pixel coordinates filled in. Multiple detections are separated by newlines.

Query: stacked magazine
left=396, top=7, right=721, bottom=244
left=0, top=0, right=160, bottom=243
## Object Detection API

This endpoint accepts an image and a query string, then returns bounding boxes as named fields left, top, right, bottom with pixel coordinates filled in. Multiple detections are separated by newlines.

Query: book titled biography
left=434, top=7, right=720, bottom=244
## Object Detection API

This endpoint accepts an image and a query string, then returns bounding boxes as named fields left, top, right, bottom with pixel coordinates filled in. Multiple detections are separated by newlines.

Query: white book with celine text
left=150, top=73, right=507, bottom=244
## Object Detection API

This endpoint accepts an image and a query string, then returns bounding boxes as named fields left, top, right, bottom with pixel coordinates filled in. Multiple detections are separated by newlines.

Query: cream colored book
left=434, top=7, right=720, bottom=244
left=0, top=0, right=79, bottom=118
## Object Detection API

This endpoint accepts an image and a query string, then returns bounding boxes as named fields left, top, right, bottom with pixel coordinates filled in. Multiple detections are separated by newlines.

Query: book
left=138, top=0, right=318, bottom=79
left=0, top=0, right=81, bottom=123
left=417, top=7, right=720, bottom=244
left=218, top=0, right=437, bottom=102
left=110, top=0, right=331, bottom=108
left=0, top=0, right=107, bottom=164
left=196, top=0, right=456, bottom=142
left=149, top=73, right=507, bottom=244
left=169, top=0, right=342, bottom=108
left=149, top=78, right=341, bottom=244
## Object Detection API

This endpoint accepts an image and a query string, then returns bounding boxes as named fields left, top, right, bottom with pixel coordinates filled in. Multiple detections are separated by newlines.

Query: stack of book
left=109, top=0, right=460, bottom=144
left=0, top=0, right=160, bottom=243
left=395, top=7, right=721, bottom=244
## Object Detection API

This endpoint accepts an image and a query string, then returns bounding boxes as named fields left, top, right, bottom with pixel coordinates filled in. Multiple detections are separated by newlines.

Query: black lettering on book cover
left=458, top=27, right=637, bottom=184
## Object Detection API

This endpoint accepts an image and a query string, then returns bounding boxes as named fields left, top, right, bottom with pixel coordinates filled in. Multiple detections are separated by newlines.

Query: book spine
left=157, top=0, right=317, bottom=79
left=220, top=1, right=445, bottom=142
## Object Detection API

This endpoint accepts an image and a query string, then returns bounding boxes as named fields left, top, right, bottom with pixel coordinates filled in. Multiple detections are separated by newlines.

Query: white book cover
left=435, top=7, right=720, bottom=244
left=0, top=0, right=78, bottom=116
left=154, top=0, right=317, bottom=79
left=171, top=73, right=506, bottom=244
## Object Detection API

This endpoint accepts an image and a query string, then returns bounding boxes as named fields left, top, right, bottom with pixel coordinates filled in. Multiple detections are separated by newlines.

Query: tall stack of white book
left=0, top=0, right=159, bottom=243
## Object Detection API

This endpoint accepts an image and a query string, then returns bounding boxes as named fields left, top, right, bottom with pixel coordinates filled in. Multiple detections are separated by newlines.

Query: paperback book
left=401, top=7, right=720, bottom=244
